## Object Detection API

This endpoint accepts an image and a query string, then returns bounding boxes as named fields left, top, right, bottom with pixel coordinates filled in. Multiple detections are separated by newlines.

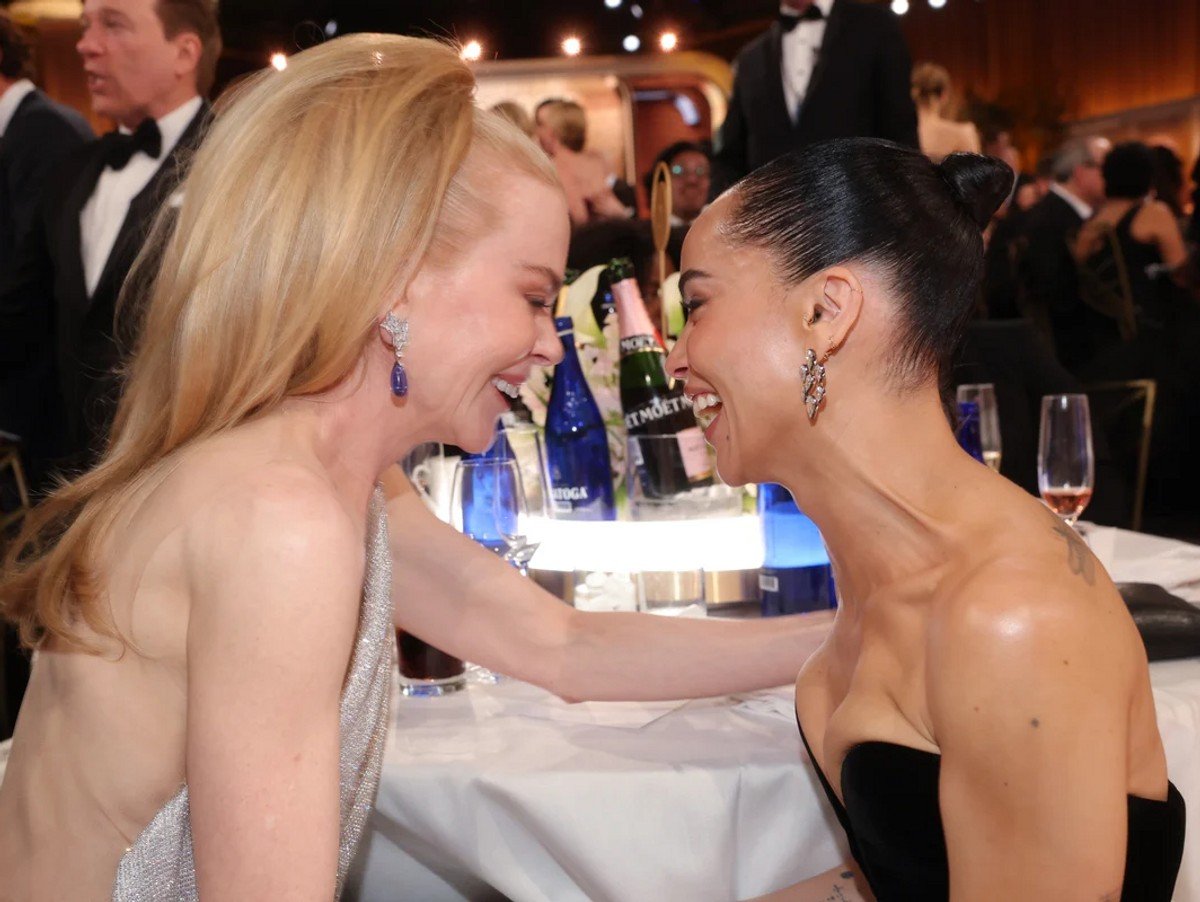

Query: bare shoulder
left=927, top=509, right=1143, bottom=726
left=184, top=462, right=361, bottom=565
left=180, top=461, right=367, bottom=641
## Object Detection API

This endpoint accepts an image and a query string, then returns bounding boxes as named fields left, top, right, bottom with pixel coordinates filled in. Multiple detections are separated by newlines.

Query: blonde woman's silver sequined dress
left=112, top=489, right=394, bottom=900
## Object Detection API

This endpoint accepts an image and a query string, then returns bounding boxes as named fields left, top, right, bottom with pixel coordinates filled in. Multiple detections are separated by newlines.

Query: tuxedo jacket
left=1016, top=190, right=1094, bottom=372
left=0, top=89, right=92, bottom=273
left=712, top=0, right=919, bottom=193
left=0, top=102, right=209, bottom=481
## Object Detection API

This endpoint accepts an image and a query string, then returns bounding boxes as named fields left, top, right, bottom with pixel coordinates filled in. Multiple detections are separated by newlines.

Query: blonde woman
left=912, top=62, right=981, bottom=163
left=0, top=36, right=829, bottom=899
left=534, top=98, right=628, bottom=226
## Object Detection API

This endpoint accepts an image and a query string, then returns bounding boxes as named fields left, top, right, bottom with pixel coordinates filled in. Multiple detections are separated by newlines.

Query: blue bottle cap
left=554, top=316, right=574, bottom=336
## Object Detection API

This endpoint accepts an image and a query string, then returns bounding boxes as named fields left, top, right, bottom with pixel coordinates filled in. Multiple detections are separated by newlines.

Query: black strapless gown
left=797, top=722, right=1185, bottom=901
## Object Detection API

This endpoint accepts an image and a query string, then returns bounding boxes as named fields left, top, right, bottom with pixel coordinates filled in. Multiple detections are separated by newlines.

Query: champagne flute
left=956, top=383, right=1002, bottom=471
left=1038, top=394, right=1095, bottom=527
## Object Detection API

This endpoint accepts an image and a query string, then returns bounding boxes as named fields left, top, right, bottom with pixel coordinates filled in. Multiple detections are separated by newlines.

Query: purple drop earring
left=382, top=312, right=410, bottom=397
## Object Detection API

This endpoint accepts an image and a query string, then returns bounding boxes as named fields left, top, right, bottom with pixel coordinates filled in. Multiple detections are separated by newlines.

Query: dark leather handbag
left=1119, top=582, right=1200, bottom=661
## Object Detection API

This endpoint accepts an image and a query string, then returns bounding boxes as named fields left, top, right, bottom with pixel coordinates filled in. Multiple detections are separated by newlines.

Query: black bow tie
left=779, top=5, right=824, bottom=31
left=100, top=118, right=163, bottom=171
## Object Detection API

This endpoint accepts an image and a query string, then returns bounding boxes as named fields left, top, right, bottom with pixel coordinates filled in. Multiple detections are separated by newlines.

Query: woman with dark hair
left=665, top=138, right=1184, bottom=901
left=1072, top=142, right=1200, bottom=522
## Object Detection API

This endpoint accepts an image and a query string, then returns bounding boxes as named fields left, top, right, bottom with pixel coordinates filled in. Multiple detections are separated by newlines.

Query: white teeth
left=690, top=392, right=723, bottom=430
left=492, top=377, right=521, bottom=399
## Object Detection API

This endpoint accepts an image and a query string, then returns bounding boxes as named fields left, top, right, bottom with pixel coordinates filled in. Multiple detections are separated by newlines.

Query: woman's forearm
left=555, top=606, right=832, bottom=702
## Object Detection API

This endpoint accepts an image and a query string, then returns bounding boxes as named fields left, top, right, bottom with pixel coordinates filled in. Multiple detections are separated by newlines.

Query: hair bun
left=936, top=153, right=1015, bottom=229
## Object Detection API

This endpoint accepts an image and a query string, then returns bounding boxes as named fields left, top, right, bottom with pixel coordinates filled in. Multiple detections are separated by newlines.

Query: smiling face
left=400, top=172, right=570, bottom=453
left=664, top=197, right=815, bottom=486
left=77, top=0, right=199, bottom=127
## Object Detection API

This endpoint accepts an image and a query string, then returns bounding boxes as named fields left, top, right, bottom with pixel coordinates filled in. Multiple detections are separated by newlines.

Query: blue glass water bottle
left=544, top=316, right=616, bottom=520
left=758, top=483, right=835, bottom=615
left=955, top=400, right=984, bottom=463
left=459, top=421, right=518, bottom=553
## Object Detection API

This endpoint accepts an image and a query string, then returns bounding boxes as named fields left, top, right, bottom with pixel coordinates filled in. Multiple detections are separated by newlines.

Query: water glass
left=636, top=569, right=706, bottom=618
left=1038, top=394, right=1095, bottom=526
left=956, top=383, right=1002, bottom=471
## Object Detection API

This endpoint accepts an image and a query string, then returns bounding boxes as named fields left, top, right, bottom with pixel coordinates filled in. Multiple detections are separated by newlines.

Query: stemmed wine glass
left=449, top=453, right=546, bottom=683
left=449, top=448, right=549, bottom=573
left=1038, top=394, right=1095, bottom=527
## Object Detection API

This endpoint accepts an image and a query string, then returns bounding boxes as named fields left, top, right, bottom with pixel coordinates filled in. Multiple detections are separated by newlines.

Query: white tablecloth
left=345, top=526, right=1200, bottom=901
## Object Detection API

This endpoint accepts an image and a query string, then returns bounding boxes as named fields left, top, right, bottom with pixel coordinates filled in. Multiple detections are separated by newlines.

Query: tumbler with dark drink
left=396, top=629, right=465, bottom=697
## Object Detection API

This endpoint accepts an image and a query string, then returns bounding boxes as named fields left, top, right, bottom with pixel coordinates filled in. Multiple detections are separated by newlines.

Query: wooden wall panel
left=899, top=0, right=1200, bottom=161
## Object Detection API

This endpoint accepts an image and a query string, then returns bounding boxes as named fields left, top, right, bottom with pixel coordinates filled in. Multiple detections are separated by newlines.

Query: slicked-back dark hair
left=720, top=138, right=1012, bottom=389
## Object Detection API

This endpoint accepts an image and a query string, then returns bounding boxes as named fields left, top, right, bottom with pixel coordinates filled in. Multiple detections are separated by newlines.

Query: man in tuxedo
left=1016, top=135, right=1110, bottom=372
left=0, top=13, right=92, bottom=273
left=711, top=0, right=919, bottom=194
left=0, top=0, right=221, bottom=483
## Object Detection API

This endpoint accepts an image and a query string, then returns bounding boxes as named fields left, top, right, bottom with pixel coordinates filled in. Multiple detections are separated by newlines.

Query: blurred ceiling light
left=324, top=19, right=337, bottom=36
left=460, top=40, right=483, bottom=61
left=891, top=0, right=910, bottom=12
left=631, top=4, right=644, bottom=19
left=622, top=34, right=641, bottom=52
left=270, top=52, right=288, bottom=71
left=929, top=0, right=947, bottom=7
left=562, top=35, right=583, bottom=56
left=605, top=0, right=622, bottom=8
left=659, top=31, right=678, bottom=52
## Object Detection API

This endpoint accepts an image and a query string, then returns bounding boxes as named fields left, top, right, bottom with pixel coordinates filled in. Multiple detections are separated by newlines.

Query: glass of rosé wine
left=1038, top=394, right=1095, bottom=527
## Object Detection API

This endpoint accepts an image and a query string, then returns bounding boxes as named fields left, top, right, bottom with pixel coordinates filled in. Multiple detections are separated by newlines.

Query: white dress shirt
left=79, top=95, right=202, bottom=297
left=1048, top=182, right=1093, bottom=221
left=0, top=79, right=37, bottom=137
left=780, top=0, right=835, bottom=124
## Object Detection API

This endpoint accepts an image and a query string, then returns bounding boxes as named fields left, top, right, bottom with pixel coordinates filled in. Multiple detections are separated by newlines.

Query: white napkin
left=731, top=686, right=797, bottom=723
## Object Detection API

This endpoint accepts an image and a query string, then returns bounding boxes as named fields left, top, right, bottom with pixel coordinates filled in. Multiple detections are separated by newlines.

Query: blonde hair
left=1, top=34, right=557, bottom=653
left=911, top=62, right=951, bottom=106
left=540, top=99, right=587, bottom=152
left=490, top=100, right=534, bottom=138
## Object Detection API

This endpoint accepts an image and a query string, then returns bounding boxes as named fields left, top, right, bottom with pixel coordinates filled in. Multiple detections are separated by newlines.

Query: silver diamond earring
left=800, top=348, right=828, bottom=421
left=382, top=312, right=409, bottom=397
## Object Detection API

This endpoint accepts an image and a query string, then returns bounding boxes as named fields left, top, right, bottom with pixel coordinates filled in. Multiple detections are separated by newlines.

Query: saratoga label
left=551, top=485, right=590, bottom=502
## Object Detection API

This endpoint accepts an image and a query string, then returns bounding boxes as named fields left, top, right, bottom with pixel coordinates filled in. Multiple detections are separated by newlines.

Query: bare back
left=0, top=421, right=365, bottom=900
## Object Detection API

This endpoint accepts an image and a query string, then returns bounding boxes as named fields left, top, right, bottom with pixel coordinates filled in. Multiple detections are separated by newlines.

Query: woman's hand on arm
left=930, top=574, right=1136, bottom=901
left=382, top=468, right=833, bottom=702
left=183, top=469, right=365, bottom=900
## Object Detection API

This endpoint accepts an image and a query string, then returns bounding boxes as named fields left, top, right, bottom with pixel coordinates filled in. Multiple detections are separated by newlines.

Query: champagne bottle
left=544, top=317, right=617, bottom=520
left=610, top=257, right=712, bottom=498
